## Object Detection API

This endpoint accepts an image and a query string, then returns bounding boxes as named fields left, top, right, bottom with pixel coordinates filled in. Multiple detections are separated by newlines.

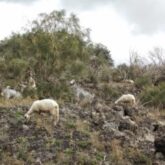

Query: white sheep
left=1, top=86, right=22, bottom=99
left=115, top=94, right=136, bottom=106
left=24, top=99, right=59, bottom=126
left=122, top=79, right=134, bottom=84
left=70, top=79, right=94, bottom=103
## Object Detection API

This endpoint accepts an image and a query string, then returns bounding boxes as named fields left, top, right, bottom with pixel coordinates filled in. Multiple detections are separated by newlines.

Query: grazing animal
left=24, top=99, right=59, bottom=126
left=28, top=76, right=37, bottom=89
left=115, top=94, right=136, bottom=106
left=122, top=79, right=134, bottom=84
left=1, top=86, right=22, bottom=99
left=70, top=79, right=94, bottom=103
left=19, top=76, right=37, bottom=92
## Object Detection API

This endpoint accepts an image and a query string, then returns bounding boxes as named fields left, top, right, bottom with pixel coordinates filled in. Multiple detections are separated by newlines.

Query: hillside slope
left=0, top=10, right=164, bottom=165
left=0, top=82, right=164, bottom=165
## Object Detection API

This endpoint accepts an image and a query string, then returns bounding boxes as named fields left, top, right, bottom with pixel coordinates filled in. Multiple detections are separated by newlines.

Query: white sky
left=0, top=0, right=165, bottom=65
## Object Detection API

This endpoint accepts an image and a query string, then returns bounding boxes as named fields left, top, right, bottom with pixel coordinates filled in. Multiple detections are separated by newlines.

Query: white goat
left=24, top=99, right=59, bottom=126
left=1, top=86, right=22, bottom=99
left=70, top=80, right=94, bottom=103
left=28, top=76, right=37, bottom=89
left=115, top=94, right=136, bottom=106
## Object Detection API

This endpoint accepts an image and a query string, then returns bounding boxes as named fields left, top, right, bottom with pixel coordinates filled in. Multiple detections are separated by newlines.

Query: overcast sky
left=0, top=0, right=165, bottom=65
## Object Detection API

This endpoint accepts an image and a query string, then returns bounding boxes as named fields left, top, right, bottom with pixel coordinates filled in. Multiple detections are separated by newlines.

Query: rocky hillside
left=0, top=10, right=164, bottom=165
left=0, top=81, right=164, bottom=165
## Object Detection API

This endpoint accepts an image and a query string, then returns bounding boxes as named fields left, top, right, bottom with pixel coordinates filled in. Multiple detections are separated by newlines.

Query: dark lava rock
left=154, top=136, right=165, bottom=156
left=118, top=118, right=137, bottom=133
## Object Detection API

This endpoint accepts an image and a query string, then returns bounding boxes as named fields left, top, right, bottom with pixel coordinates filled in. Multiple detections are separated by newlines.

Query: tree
left=0, top=10, right=114, bottom=98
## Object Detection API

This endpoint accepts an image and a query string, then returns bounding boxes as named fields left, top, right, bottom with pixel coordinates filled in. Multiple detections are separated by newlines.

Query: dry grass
left=75, top=119, right=90, bottom=133
left=147, top=107, right=165, bottom=120
left=1, top=152, right=25, bottom=165
left=90, top=131, right=104, bottom=151
left=79, top=98, right=92, bottom=108
left=110, top=139, right=124, bottom=165
left=125, top=147, right=152, bottom=165
left=32, top=113, right=55, bottom=135
left=55, top=151, right=71, bottom=164
left=76, top=151, right=97, bottom=164
left=0, top=97, right=34, bottom=107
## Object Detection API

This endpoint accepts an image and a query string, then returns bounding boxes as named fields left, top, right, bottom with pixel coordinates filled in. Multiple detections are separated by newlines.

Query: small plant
left=64, top=148, right=74, bottom=155
left=13, top=111, right=24, bottom=122
left=77, top=140, right=91, bottom=149
left=16, top=137, right=29, bottom=161
left=90, top=131, right=104, bottom=151
left=76, top=152, right=97, bottom=165
left=65, top=120, right=76, bottom=129
left=55, top=151, right=72, bottom=164
left=76, top=120, right=90, bottom=134
left=95, top=152, right=105, bottom=161
left=99, top=83, right=121, bottom=100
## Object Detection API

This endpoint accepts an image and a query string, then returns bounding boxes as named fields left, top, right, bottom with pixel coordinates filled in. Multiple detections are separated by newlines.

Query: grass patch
left=90, top=131, right=104, bottom=151
left=77, top=140, right=91, bottom=149
left=110, top=139, right=124, bottom=165
left=65, top=120, right=77, bottom=129
left=0, top=97, right=33, bottom=107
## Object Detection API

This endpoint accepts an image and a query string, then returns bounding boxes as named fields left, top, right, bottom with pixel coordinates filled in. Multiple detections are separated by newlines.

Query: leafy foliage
left=0, top=10, right=113, bottom=99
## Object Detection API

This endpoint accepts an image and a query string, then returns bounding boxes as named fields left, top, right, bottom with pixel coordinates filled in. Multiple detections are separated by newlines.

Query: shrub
left=71, top=59, right=85, bottom=73
left=77, top=140, right=91, bottom=149
left=6, top=58, right=28, bottom=78
left=135, top=76, right=152, bottom=88
left=99, top=83, right=121, bottom=100
left=140, top=83, right=165, bottom=108
left=37, top=80, right=73, bottom=101
left=98, top=65, right=112, bottom=82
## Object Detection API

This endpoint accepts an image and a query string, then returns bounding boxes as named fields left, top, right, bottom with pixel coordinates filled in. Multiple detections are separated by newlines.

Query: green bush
left=98, top=65, right=112, bottom=82
left=37, top=80, right=73, bottom=101
left=99, top=83, right=121, bottom=100
left=6, top=58, right=29, bottom=78
left=140, top=83, right=165, bottom=108
left=135, top=76, right=152, bottom=88
left=22, top=87, right=37, bottom=98
left=0, top=10, right=113, bottom=101
left=68, top=59, right=86, bottom=76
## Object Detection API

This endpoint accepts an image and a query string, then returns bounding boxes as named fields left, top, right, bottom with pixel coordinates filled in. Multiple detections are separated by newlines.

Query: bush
left=37, top=80, right=73, bottom=101
left=135, top=76, right=152, bottom=88
left=98, top=65, right=112, bottom=82
left=6, top=58, right=28, bottom=78
left=140, top=83, right=165, bottom=108
left=67, top=59, right=86, bottom=77
left=99, top=83, right=121, bottom=100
